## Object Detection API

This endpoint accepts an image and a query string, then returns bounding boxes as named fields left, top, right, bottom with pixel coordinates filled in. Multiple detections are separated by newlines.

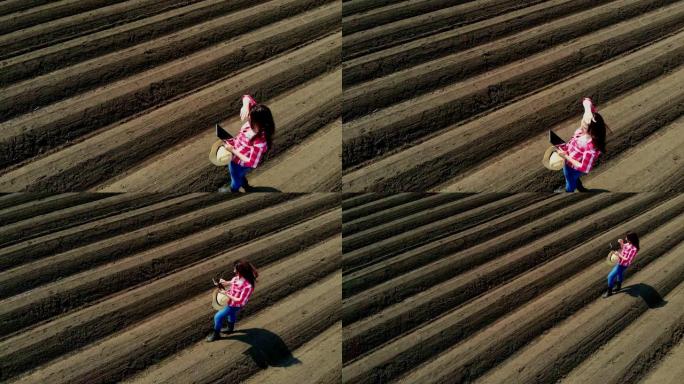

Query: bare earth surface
left=0, top=193, right=341, bottom=383
left=341, top=192, right=684, bottom=383
left=0, top=0, right=341, bottom=192
left=342, top=0, right=684, bottom=192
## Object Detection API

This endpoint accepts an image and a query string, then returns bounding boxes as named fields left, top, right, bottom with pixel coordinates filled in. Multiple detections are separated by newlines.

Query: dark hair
left=625, top=232, right=639, bottom=250
left=234, top=259, right=258, bottom=287
left=587, top=112, right=607, bottom=153
left=248, top=104, right=275, bottom=151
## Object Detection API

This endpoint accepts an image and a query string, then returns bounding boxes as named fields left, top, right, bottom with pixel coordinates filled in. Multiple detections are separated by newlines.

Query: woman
left=207, top=260, right=259, bottom=342
left=604, top=232, right=639, bottom=298
left=219, top=95, right=275, bottom=193
left=555, top=98, right=607, bottom=192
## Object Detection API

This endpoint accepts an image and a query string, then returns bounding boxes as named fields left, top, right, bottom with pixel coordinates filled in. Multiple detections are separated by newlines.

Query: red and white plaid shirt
left=219, top=276, right=254, bottom=307
left=225, top=122, right=268, bottom=168
left=618, top=242, right=638, bottom=267
left=224, top=95, right=268, bottom=168
left=558, top=128, right=600, bottom=173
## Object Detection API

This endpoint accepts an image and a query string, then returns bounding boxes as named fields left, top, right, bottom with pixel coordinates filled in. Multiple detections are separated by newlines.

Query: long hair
left=248, top=104, right=275, bottom=151
left=625, top=232, right=640, bottom=250
left=234, top=259, right=258, bottom=287
left=587, top=112, right=607, bottom=153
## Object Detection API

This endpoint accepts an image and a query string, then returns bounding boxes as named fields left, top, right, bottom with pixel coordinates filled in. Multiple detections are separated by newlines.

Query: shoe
left=554, top=187, right=567, bottom=193
left=615, top=282, right=622, bottom=292
left=242, top=178, right=253, bottom=193
left=576, top=180, right=589, bottom=192
left=218, top=185, right=231, bottom=193
left=602, top=288, right=613, bottom=298
left=206, top=330, right=220, bottom=342
left=220, top=322, right=235, bottom=334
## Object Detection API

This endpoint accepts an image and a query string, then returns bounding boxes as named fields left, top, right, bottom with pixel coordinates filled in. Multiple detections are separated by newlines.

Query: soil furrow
left=0, top=192, right=110, bottom=225
left=468, top=232, right=684, bottom=383
left=0, top=193, right=275, bottom=274
left=342, top=194, right=547, bottom=272
left=584, top=116, right=684, bottom=192
left=342, top=193, right=465, bottom=235
left=343, top=0, right=475, bottom=35
left=0, top=194, right=200, bottom=247
left=0, top=0, right=328, bottom=86
left=0, top=1, right=338, bottom=124
left=343, top=0, right=684, bottom=121
left=342, top=193, right=589, bottom=298
left=342, top=192, right=425, bottom=224
left=342, top=31, right=684, bottom=191
left=0, top=194, right=241, bottom=298
left=444, top=66, right=684, bottom=192
left=639, top=336, right=684, bottom=384
left=0, top=194, right=338, bottom=336
left=555, top=280, right=684, bottom=384
left=342, top=193, right=389, bottom=210
left=342, top=193, right=654, bottom=359
left=109, top=68, right=341, bottom=193
left=342, top=0, right=672, bottom=86
left=0, top=0, right=129, bottom=35
left=243, top=323, right=342, bottom=384
left=125, top=273, right=341, bottom=384
left=0, top=223, right=340, bottom=380
left=393, top=204, right=684, bottom=384
left=342, top=0, right=549, bottom=59
left=0, top=0, right=205, bottom=59
left=0, top=0, right=58, bottom=17
left=343, top=193, right=507, bottom=253
left=7, top=249, right=340, bottom=383
left=248, top=119, right=342, bottom=192
left=342, top=194, right=684, bottom=383
left=0, top=33, right=340, bottom=190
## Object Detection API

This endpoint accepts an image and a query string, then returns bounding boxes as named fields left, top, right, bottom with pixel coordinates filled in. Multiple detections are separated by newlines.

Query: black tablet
left=216, top=123, right=232, bottom=140
left=549, top=130, right=565, bottom=146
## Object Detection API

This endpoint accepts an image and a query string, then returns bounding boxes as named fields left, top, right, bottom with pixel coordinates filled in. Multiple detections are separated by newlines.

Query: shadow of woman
left=223, top=328, right=301, bottom=368
left=621, top=283, right=667, bottom=309
left=246, top=186, right=282, bottom=192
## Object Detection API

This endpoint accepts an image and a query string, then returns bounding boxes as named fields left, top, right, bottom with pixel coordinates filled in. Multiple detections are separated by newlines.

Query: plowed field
left=342, top=0, right=684, bottom=192
left=0, top=0, right=341, bottom=192
left=0, top=192, right=341, bottom=383
left=342, top=192, right=684, bottom=383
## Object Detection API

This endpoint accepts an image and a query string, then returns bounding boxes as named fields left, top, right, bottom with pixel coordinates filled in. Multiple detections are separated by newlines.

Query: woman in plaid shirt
left=207, top=260, right=259, bottom=342
left=218, top=95, right=275, bottom=193
left=604, top=232, right=639, bottom=298
left=555, top=98, right=607, bottom=192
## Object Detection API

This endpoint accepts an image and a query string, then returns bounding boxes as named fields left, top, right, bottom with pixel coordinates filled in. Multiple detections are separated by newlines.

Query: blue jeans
left=563, top=163, right=585, bottom=192
left=228, top=162, right=252, bottom=192
left=607, top=264, right=627, bottom=289
left=214, top=305, right=241, bottom=331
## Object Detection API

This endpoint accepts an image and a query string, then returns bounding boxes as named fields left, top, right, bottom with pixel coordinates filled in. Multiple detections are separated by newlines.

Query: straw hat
left=211, top=288, right=230, bottom=310
left=542, top=146, right=564, bottom=171
left=209, top=139, right=232, bottom=166
left=605, top=251, right=620, bottom=267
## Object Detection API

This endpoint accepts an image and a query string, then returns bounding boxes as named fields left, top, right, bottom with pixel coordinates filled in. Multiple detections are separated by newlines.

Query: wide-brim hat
left=209, top=139, right=232, bottom=166
left=211, top=288, right=230, bottom=310
left=542, top=146, right=564, bottom=171
left=605, top=251, right=620, bottom=266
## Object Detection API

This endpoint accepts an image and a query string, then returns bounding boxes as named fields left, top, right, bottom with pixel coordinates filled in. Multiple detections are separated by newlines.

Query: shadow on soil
left=247, top=186, right=282, bottom=192
left=224, top=328, right=301, bottom=368
left=621, top=283, right=667, bottom=308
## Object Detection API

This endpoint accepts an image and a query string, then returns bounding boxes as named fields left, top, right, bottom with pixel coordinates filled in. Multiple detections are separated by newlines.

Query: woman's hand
left=240, top=97, right=252, bottom=121
left=557, top=149, right=581, bottom=167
